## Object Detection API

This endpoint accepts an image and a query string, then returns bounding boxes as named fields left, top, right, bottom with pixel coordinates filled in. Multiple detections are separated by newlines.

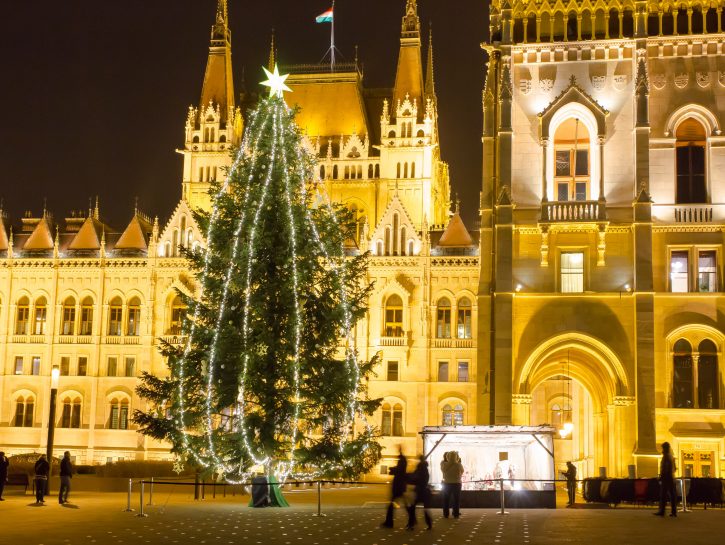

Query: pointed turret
left=199, top=0, right=235, bottom=122
left=393, top=0, right=424, bottom=113
left=23, top=213, right=54, bottom=253
left=424, top=24, right=436, bottom=105
left=115, top=212, right=153, bottom=255
left=68, top=215, right=104, bottom=251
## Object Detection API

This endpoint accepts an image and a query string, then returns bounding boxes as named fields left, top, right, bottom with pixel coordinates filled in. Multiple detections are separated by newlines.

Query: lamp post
left=46, top=364, right=60, bottom=494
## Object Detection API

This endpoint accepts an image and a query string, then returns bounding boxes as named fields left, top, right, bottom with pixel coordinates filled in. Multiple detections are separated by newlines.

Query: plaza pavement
left=0, top=485, right=723, bottom=545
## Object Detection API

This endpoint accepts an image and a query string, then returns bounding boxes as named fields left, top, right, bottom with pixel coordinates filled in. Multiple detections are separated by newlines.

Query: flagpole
left=330, top=0, right=335, bottom=71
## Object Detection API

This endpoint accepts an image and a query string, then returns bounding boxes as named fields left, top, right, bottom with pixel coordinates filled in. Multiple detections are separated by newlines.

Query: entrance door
left=681, top=450, right=715, bottom=477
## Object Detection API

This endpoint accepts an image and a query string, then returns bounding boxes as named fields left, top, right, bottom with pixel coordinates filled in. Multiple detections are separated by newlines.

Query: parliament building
left=1, top=0, right=724, bottom=480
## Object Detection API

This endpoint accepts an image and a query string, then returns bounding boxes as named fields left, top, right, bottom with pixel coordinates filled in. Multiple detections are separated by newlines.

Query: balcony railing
left=379, top=336, right=406, bottom=347
left=12, top=335, right=28, bottom=343
left=674, top=206, right=713, bottom=223
left=434, top=338, right=474, bottom=348
left=29, top=335, right=46, bottom=344
left=541, top=200, right=603, bottom=222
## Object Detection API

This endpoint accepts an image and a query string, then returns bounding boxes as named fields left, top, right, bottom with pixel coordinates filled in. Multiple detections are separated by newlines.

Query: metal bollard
left=136, top=481, right=148, bottom=517
left=123, top=478, right=135, bottom=512
left=147, top=477, right=154, bottom=506
left=497, top=478, right=509, bottom=515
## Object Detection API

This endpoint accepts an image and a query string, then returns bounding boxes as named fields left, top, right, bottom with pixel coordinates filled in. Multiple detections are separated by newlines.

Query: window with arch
left=550, top=400, right=572, bottom=431
left=15, top=296, right=30, bottom=335
left=384, top=295, right=404, bottom=337
left=108, top=397, right=130, bottom=430
left=436, top=297, right=452, bottom=338
left=60, top=395, right=82, bottom=429
left=384, top=227, right=392, bottom=256
left=368, top=164, right=373, bottom=178
left=108, top=297, right=123, bottom=336
left=442, top=403, right=464, bottom=426
left=61, top=297, right=76, bottom=335
left=673, top=339, right=694, bottom=408
left=186, top=229, right=193, bottom=248
left=676, top=118, right=707, bottom=204
left=14, top=395, right=35, bottom=427
left=169, top=295, right=186, bottom=335
left=392, top=214, right=399, bottom=255
left=164, top=241, right=171, bottom=257
left=332, top=165, right=338, bottom=179
left=126, top=297, right=141, bottom=336
left=320, top=165, right=326, bottom=179
left=400, top=227, right=407, bottom=255
left=554, top=118, right=590, bottom=201
left=381, top=402, right=404, bottom=436
left=411, top=162, right=416, bottom=178
left=457, top=297, right=472, bottom=339
left=33, top=297, right=47, bottom=335
left=698, top=339, right=719, bottom=409
left=396, top=163, right=401, bottom=178
left=407, top=240, right=414, bottom=255
left=80, top=296, right=94, bottom=335
left=376, top=240, right=383, bottom=256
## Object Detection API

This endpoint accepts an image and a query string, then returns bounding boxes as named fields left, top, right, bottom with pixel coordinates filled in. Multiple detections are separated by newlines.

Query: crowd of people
left=0, top=451, right=73, bottom=505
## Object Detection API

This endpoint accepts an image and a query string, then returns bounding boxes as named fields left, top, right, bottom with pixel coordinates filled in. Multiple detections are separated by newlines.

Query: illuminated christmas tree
left=135, top=67, right=381, bottom=481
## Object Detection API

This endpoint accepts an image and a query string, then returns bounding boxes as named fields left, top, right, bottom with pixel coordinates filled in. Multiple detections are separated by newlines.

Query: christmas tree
left=135, top=67, right=381, bottom=481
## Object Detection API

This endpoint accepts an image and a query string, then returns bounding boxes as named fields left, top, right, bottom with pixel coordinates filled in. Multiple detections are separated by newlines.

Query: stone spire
left=393, top=0, right=424, bottom=112
left=425, top=23, right=436, bottom=103
left=199, top=0, right=235, bottom=122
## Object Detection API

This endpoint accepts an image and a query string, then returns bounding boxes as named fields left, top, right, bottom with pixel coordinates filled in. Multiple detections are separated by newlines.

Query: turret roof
left=437, top=212, right=474, bottom=248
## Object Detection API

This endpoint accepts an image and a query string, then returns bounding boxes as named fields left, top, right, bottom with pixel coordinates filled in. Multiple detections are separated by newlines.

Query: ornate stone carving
left=519, top=78, right=532, bottom=95
left=651, top=74, right=666, bottom=90
left=719, top=71, right=725, bottom=87
left=591, top=75, right=606, bottom=91
left=696, top=72, right=711, bottom=88
left=613, top=74, right=628, bottom=90
left=674, top=73, right=689, bottom=89
left=539, top=78, right=554, bottom=92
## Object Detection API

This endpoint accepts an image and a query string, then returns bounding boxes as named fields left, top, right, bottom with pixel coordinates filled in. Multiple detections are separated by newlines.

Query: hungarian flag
left=315, top=7, right=333, bottom=23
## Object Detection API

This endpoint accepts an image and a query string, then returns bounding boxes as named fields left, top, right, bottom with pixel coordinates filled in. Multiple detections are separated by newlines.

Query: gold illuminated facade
left=481, top=0, right=725, bottom=478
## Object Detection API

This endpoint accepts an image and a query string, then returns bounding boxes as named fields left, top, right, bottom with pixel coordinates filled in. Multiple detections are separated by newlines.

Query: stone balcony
left=540, top=200, right=606, bottom=222
left=652, top=204, right=721, bottom=224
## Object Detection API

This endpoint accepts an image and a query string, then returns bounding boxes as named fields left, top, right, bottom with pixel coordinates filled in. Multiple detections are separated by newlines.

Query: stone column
left=512, top=394, right=532, bottom=425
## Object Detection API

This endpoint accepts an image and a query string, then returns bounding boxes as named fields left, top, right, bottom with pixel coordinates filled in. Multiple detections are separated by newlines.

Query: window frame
left=386, top=360, right=399, bottom=382
left=437, top=361, right=449, bottom=382
left=383, top=294, right=404, bottom=337
left=668, top=246, right=721, bottom=293
left=558, top=249, right=587, bottom=293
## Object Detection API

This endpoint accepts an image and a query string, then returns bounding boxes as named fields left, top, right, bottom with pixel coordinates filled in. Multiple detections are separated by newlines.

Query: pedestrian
left=381, top=450, right=408, bottom=528
left=34, top=454, right=50, bottom=505
left=59, top=451, right=73, bottom=504
left=561, top=461, right=577, bottom=506
left=0, top=451, right=9, bottom=501
left=440, top=451, right=464, bottom=518
left=654, top=441, right=677, bottom=517
left=406, top=456, right=432, bottom=530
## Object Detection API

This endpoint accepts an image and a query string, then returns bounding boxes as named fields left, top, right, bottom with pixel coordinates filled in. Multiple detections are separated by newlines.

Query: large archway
left=513, top=333, right=634, bottom=479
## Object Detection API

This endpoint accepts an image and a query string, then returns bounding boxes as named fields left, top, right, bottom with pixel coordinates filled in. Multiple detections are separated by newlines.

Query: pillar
left=512, top=394, right=532, bottom=425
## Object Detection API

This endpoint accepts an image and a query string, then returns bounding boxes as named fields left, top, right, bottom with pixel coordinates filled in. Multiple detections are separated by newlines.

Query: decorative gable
left=538, top=75, right=609, bottom=139
left=115, top=213, right=153, bottom=255
left=159, top=200, right=205, bottom=257
left=23, top=216, right=54, bottom=252
left=68, top=216, right=104, bottom=251
left=370, top=193, right=422, bottom=256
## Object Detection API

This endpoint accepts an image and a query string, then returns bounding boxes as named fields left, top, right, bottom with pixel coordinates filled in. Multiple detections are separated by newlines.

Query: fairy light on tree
left=134, top=66, right=381, bottom=482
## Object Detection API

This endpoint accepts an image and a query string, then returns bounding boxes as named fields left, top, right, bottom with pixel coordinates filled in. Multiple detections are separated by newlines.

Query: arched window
left=344, top=165, right=350, bottom=179
left=172, top=230, right=179, bottom=257
left=442, top=403, right=465, bottom=426
left=436, top=297, right=452, bottom=338
left=384, top=227, right=392, bottom=256
left=404, top=162, right=409, bottom=178
left=384, top=294, right=404, bottom=337
left=61, top=297, right=76, bottom=336
left=333, top=165, right=338, bottom=179
left=169, top=295, right=186, bottom=335
left=14, top=395, right=34, bottom=427
left=698, top=339, right=719, bottom=409
left=676, top=118, right=707, bottom=204
left=33, top=296, right=47, bottom=335
left=109, top=397, right=130, bottom=430
left=381, top=403, right=392, bottom=436
left=417, top=129, right=425, bottom=138
left=180, top=216, right=187, bottom=243
left=320, top=165, right=326, bottom=179
left=186, top=229, right=193, bottom=248
left=400, top=227, right=407, bottom=255
left=393, top=214, right=399, bottom=255
left=219, top=134, right=226, bottom=143
left=15, top=296, right=30, bottom=335
left=375, top=164, right=380, bottom=178
left=408, top=240, right=414, bottom=255
left=392, top=403, right=404, bottom=436
left=457, top=297, right=472, bottom=339
left=80, top=296, right=94, bottom=335
left=551, top=400, right=572, bottom=430
left=126, top=297, right=141, bottom=336
left=60, top=396, right=82, bottom=428
left=396, top=163, right=401, bottom=178
left=164, top=241, right=171, bottom=258
left=108, top=297, right=123, bottom=336
left=376, top=240, right=383, bottom=256
left=554, top=118, right=590, bottom=201
left=673, top=339, right=694, bottom=408
left=388, top=130, right=396, bottom=138
left=411, top=162, right=416, bottom=178
left=368, top=164, right=373, bottom=178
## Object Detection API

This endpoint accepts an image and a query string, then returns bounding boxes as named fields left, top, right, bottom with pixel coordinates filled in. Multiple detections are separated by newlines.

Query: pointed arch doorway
left=513, top=334, right=634, bottom=479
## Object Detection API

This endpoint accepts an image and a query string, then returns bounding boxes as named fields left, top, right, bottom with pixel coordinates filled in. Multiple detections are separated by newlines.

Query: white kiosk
left=421, top=425, right=557, bottom=508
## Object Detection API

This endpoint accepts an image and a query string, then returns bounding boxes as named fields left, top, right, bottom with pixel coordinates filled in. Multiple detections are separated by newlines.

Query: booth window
left=436, top=298, right=452, bottom=338
left=675, top=118, right=707, bottom=204
left=672, top=339, right=694, bottom=408
left=560, top=252, right=584, bottom=293
left=386, top=361, right=399, bottom=381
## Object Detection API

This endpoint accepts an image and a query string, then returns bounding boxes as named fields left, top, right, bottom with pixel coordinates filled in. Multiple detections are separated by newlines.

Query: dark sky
left=0, top=1, right=487, bottom=229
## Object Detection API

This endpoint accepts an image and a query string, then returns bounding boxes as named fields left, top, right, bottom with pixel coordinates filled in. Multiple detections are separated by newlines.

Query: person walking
left=406, top=456, right=432, bottom=530
left=440, top=451, right=464, bottom=518
left=562, top=461, right=577, bottom=506
left=34, top=454, right=50, bottom=505
left=59, top=451, right=73, bottom=504
left=654, top=441, right=678, bottom=517
left=0, top=452, right=9, bottom=501
left=381, top=451, right=408, bottom=528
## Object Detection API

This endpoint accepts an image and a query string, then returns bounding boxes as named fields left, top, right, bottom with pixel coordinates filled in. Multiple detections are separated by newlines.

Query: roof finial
left=8, top=227, right=14, bottom=258
left=94, top=196, right=100, bottom=220
left=216, top=0, right=228, bottom=27
left=100, top=227, right=106, bottom=259
left=53, top=226, right=60, bottom=259
left=134, top=196, right=139, bottom=216
left=425, top=23, right=436, bottom=99
left=268, top=29, right=276, bottom=72
left=43, top=198, right=47, bottom=217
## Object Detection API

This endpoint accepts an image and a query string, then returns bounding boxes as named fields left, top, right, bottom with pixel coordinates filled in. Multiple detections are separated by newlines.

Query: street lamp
left=46, top=364, right=60, bottom=494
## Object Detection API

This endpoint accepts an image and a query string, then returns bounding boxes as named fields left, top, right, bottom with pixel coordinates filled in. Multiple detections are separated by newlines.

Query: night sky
left=0, top=1, right=488, bottom=229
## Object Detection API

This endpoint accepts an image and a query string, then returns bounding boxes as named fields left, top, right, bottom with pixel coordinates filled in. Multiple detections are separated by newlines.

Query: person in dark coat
left=34, top=454, right=50, bottom=504
left=0, top=452, right=9, bottom=501
left=406, top=456, right=432, bottom=530
left=59, top=451, right=73, bottom=504
left=654, top=442, right=677, bottom=517
left=381, top=451, right=408, bottom=528
left=561, top=461, right=577, bottom=506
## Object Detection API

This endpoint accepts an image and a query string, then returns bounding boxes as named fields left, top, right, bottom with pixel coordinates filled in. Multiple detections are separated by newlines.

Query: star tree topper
left=261, top=64, right=292, bottom=98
